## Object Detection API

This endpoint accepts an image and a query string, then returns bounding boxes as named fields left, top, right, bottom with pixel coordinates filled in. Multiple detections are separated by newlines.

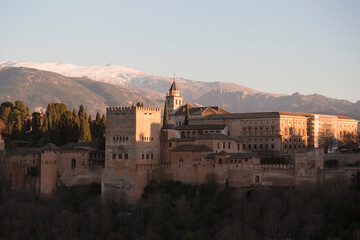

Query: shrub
left=324, top=159, right=339, bottom=168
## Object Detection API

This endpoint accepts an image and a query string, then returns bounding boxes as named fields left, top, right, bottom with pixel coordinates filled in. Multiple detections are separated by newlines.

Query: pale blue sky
left=1, top=0, right=359, bottom=102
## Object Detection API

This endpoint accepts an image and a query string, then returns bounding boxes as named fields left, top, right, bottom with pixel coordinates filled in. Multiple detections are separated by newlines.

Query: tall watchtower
left=166, top=79, right=183, bottom=115
left=102, top=106, right=162, bottom=202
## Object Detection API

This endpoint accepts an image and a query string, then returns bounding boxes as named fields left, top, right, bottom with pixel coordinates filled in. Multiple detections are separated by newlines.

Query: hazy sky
left=1, top=0, right=359, bottom=102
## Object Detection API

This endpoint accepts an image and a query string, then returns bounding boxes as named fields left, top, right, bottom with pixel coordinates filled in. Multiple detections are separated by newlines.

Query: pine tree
left=78, top=105, right=91, bottom=142
left=163, top=102, right=169, bottom=127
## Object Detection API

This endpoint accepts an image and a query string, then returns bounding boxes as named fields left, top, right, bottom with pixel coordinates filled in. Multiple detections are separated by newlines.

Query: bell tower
left=166, top=78, right=183, bottom=115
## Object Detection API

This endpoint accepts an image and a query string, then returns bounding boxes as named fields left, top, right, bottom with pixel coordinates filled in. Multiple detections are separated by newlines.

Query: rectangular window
left=118, top=154, right=122, bottom=159
left=228, top=142, right=231, bottom=149
left=255, top=175, right=260, bottom=183
left=142, top=154, right=144, bottom=159
left=248, top=144, right=251, bottom=149
left=125, top=154, right=128, bottom=159
left=146, top=154, right=149, bottom=159
left=243, top=144, right=246, bottom=150
left=238, top=144, right=240, bottom=150
left=254, top=144, right=257, bottom=149
left=112, top=154, right=116, bottom=159
left=151, top=154, right=153, bottom=159
left=223, top=142, right=225, bottom=149
left=169, top=143, right=172, bottom=147
left=218, top=142, right=220, bottom=149
left=271, top=144, right=274, bottom=149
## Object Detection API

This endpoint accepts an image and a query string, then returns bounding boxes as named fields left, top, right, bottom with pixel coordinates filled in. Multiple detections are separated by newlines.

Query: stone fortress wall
left=0, top=80, right=358, bottom=203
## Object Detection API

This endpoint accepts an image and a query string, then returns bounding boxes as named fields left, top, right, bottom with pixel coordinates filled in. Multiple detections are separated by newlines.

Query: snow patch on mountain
left=0, top=60, right=152, bottom=86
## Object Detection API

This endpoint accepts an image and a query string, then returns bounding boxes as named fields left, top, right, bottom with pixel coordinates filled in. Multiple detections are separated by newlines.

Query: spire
left=169, top=75, right=179, bottom=91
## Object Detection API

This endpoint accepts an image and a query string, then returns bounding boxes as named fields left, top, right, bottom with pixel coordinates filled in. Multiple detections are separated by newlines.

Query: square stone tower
left=102, top=106, right=161, bottom=202
left=166, top=79, right=183, bottom=115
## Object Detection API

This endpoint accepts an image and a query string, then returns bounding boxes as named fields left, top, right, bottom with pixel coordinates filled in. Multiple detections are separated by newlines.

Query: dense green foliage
left=0, top=100, right=106, bottom=148
left=0, top=179, right=359, bottom=240
left=78, top=105, right=92, bottom=142
left=0, top=100, right=30, bottom=142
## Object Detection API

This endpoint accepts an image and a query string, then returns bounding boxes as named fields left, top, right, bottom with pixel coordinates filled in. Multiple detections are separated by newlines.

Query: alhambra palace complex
left=1, top=80, right=359, bottom=202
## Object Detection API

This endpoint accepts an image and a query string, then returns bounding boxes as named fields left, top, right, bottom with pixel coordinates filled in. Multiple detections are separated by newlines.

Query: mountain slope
left=196, top=90, right=360, bottom=120
left=0, top=60, right=272, bottom=102
left=0, top=67, right=161, bottom=116
left=0, top=61, right=359, bottom=121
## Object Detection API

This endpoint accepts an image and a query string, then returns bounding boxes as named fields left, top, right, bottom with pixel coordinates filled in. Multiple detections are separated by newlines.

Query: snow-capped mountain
left=0, top=60, right=150, bottom=86
left=0, top=60, right=264, bottom=102
left=1, top=60, right=359, bottom=121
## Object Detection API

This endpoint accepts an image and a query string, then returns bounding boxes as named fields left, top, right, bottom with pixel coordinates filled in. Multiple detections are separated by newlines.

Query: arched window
left=71, top=159, right=76, bottom=169
left=181, top=132, right=186, bottom=138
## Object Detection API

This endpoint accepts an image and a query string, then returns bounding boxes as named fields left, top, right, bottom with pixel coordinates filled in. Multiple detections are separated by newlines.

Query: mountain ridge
left=0, top=61, right=359, bottom=121
left=0, top=67, right=161, bottom=116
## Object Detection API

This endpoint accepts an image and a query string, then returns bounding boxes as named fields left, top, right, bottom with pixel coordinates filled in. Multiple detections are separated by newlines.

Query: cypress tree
left=184, top=104, right=190, bottom=125
left=71, top=109, right=80, bottom=142
left=78, top=105, right=91, bottom=142
left=93, top=112, right=102, bottom=139
left=100, top=114, right=106, bottom=133
left=163, top=102, right=169, bottom=127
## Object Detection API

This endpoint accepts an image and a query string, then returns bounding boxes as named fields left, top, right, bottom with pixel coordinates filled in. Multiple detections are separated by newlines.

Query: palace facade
left=0, top=80, right=358, bottom=202
left=101, top=80, right=358, bottom=202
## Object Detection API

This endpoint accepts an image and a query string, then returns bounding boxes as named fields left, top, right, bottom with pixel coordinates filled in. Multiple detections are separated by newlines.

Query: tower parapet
left=106, top=106, right=161, bottom=115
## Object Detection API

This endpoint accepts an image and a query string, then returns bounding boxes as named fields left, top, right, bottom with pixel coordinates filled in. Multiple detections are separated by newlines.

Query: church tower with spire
left=166, top=78, right=183, bottom=115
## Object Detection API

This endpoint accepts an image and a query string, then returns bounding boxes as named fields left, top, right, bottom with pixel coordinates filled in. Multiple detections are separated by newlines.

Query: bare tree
left=318, top=125, right=336, bottom=153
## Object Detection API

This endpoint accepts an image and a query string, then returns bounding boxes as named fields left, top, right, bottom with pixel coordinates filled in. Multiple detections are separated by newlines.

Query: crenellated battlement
left=106, top=106, right=161, bottom=115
